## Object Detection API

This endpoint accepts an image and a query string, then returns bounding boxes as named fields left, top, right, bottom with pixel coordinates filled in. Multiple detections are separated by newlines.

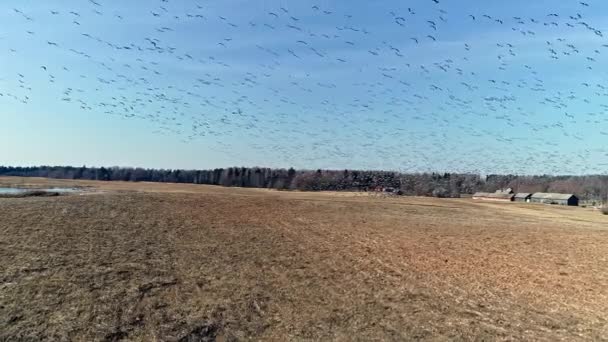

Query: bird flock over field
left=2, top=0, right=608, bottom=174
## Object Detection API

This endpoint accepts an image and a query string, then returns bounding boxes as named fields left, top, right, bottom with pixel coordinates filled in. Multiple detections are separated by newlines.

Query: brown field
left=1, top=176, right=608, bottom=341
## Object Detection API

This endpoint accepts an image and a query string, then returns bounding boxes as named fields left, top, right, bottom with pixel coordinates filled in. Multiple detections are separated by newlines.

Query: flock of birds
left=2, top=0, right=608, bottom=174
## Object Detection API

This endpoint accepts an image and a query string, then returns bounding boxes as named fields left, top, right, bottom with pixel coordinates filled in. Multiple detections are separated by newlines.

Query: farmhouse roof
left=514, top=193, right=532, bottom=198
left=473, top=192, right=514, bottom=199
left=531, top=193, right=576, bottom=200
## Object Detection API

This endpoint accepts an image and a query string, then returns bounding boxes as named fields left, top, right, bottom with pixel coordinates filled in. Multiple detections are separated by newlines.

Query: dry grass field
left=1, top=176, right=608, bottom=341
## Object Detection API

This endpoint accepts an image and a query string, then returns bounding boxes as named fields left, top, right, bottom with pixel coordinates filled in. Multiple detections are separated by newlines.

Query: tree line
left=0, top=166, right=606, bottom=203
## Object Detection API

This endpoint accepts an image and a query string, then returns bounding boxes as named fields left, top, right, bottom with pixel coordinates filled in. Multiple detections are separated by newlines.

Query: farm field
left=1, top=177, right=608, bottom=341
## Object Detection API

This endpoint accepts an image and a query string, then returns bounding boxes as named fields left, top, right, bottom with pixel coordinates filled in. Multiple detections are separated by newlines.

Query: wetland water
left=0, top=187, right=81, bottom=194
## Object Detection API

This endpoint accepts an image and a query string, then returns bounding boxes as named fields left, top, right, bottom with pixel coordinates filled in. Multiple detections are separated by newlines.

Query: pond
left=0, top=187, right=81, bottom=194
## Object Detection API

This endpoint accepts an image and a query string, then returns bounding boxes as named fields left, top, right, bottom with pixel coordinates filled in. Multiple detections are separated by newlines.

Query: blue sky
left=2, top=0, right=608, bottom=174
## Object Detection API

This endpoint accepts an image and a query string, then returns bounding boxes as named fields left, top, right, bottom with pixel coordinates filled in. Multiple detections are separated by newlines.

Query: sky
left=2, top=0, right=608, bottom=174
